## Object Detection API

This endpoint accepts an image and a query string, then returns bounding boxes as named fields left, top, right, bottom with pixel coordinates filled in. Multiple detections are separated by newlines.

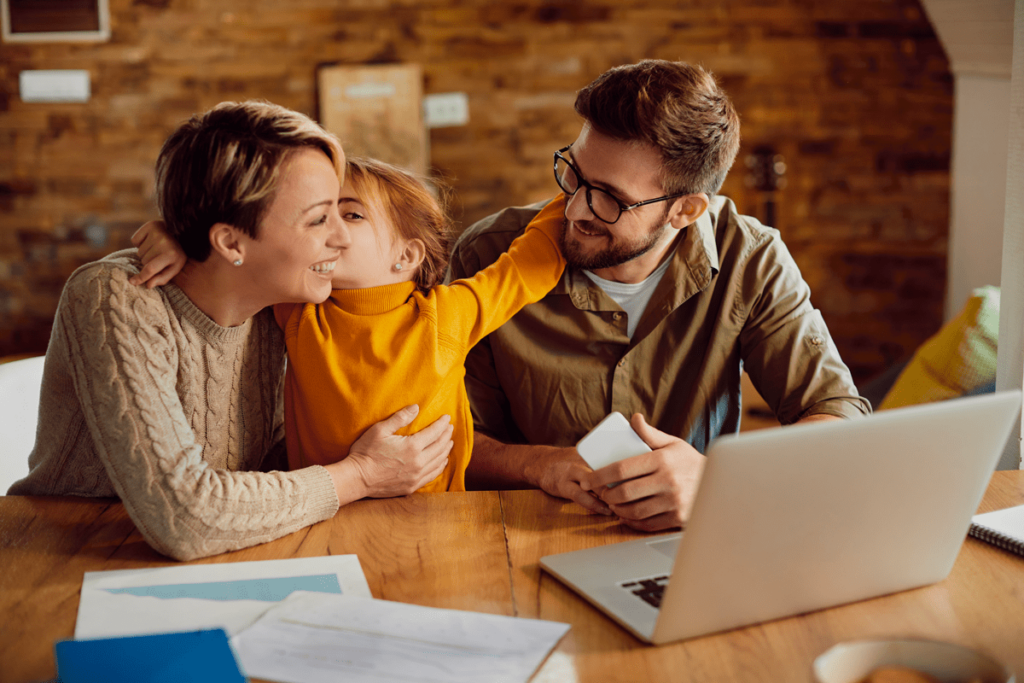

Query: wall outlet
left=423, top=92, right=469, bottom=128
left=20, top=70, right=91, bottom=103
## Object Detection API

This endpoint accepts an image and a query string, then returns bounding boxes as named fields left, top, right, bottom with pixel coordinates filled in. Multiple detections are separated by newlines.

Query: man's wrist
left=469, top=434, right=572, bottom=491
left=520, top=445, right=548, bottom=490
left=524, top=444, right=576, bottom=493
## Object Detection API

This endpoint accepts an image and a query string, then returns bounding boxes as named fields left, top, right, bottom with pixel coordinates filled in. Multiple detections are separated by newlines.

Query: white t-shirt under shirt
left=582, top=255, right=673, bottom=338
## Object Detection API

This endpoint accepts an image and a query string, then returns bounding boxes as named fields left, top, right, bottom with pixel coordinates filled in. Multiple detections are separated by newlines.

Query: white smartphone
left=575, top=411, right=652, bottom=472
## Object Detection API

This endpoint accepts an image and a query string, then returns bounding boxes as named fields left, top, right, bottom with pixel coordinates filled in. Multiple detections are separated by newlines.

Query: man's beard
left=559, top=209, right=671, bottom=271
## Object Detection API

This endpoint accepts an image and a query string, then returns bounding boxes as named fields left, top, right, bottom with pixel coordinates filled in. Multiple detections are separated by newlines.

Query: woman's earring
left=393, top=263, right=403, bottom=271
left=233, top=259, right=243, bottom=267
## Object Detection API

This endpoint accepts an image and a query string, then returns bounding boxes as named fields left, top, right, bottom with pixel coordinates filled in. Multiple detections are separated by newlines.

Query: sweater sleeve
left=435, top=194, right=566, bottom=347
left=57, top=265, right=339, bottom=561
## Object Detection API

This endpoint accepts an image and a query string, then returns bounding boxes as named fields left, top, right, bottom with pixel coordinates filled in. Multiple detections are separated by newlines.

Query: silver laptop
left=540, top=390, right=1022, bottom=645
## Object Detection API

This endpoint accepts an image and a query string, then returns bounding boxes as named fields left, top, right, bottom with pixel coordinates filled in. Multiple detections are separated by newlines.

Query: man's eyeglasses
left=553, top=145, right=685, bottom=224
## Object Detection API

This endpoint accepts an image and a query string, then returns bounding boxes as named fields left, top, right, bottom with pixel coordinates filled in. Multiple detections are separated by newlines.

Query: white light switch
left=423, top=92, right=469, bottom=128
left=19, top=70, right=91, bottom=103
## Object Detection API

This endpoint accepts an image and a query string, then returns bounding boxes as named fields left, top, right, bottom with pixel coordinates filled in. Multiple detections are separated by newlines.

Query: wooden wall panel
left=0, top=0, right=953, bottom=384
left=318, top=63, right=427, bottom=174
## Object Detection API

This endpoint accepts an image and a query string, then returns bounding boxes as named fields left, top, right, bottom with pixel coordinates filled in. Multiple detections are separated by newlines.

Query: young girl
left=133, top=157, right=566, bottom=492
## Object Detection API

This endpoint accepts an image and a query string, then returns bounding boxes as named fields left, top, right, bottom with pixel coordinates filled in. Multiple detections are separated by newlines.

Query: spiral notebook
left=969, top=504, right=1024, bottom=557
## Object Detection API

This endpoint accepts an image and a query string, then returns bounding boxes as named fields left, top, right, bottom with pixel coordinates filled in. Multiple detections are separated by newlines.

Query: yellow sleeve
left=435, top=194, right=566, bottom=348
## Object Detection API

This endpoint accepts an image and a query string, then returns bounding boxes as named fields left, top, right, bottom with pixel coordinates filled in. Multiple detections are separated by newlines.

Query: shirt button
left=617, top=358, right=626, bottom=367
left=810, top=336, right=824, bottom=346
left=613, top=312, right=622, bottom=321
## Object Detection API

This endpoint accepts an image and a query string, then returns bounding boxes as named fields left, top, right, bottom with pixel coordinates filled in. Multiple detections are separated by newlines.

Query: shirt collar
left=693, top=196, right=721, bottom=274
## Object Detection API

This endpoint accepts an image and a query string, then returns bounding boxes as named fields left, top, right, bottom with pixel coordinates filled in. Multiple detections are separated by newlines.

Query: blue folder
left=55, top=628, right=244, bottom=683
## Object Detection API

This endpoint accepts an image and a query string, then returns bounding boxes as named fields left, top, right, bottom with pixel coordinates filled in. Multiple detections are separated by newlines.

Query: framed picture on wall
left=1, top=0, right=110, bottom=43
left=318, top=63, right=428, bottom=175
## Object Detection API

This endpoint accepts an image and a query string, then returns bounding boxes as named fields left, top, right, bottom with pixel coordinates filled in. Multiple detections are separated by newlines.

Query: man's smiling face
left=557, top=125, right=674, bottom=272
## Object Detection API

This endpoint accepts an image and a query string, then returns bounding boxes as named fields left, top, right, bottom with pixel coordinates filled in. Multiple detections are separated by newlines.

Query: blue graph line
left=104, top=574, right=343, bottom=602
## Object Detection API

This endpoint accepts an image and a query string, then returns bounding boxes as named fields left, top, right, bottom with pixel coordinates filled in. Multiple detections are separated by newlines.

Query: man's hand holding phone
left=575, top=412, right=651, bottom=486
left=578, top=413, right=706, bottom=532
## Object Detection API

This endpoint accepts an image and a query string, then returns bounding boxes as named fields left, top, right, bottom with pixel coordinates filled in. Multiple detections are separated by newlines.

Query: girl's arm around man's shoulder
left=435, top=195, right=566, bottom=346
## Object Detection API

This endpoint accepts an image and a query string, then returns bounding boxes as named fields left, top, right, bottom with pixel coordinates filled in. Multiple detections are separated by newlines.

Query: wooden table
left=2, top=471, right=1023, bottom=683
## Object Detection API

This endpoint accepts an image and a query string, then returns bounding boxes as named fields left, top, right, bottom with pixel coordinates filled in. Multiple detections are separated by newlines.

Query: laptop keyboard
left=619, top=575, right=670, bottom=608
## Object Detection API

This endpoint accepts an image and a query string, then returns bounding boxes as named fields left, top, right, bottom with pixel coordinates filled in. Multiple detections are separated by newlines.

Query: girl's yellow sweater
left=274, top=195, right=566, bottom=491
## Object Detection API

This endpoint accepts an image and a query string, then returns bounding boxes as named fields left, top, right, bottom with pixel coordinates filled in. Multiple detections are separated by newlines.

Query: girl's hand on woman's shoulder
left=128, top=220, right=187, bottom=288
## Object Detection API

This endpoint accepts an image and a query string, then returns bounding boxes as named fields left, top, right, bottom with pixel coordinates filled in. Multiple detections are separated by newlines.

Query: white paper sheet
left=231, top=592, right=571, bottom=683
left=75, top=556, right=371, bottom=639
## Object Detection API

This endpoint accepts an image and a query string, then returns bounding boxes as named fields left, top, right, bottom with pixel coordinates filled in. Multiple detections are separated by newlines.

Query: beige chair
left=0, top=354, right=45, bottom=493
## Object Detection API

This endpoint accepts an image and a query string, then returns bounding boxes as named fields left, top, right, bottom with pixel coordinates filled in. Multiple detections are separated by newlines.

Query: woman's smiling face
left=242, top=147, right=345, bottom=305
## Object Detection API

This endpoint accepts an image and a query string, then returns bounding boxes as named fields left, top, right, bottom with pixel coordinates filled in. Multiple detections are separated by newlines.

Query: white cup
left=813, top=639, right=1013, bottom=683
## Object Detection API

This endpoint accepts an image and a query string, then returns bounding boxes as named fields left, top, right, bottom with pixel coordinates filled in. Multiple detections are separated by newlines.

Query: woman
left=7, top=101, right=454, bottom=561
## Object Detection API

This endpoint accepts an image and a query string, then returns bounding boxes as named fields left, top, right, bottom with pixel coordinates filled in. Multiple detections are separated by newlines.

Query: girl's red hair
left=344, top=157, right=453, bottom=292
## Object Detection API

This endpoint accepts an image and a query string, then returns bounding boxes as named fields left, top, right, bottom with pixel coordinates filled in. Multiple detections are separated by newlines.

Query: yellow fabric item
left=274, top=195, right=566, bottom=492
left=879, top=286, right=999, bottom=410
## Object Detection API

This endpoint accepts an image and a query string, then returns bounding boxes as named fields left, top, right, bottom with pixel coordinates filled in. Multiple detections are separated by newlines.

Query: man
left=447, top=60, right=870, bottom=532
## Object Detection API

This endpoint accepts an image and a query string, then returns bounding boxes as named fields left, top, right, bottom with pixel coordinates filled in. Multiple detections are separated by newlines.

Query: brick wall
left=0, top=0, right=952, bottom=383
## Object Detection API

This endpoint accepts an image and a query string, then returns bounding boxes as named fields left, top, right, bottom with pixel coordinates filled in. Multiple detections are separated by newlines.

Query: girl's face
left=241, top=148, right=345, bottom=305
left=330, top=178, right=412, bottom=290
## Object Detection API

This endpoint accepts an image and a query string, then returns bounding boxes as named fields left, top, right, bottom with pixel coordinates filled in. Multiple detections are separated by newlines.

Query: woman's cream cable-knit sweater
left=8, top=250, right=339, bottom=560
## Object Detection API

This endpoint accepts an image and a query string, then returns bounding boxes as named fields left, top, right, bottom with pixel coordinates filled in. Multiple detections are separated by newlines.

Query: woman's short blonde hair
left=344, top=157, right=453, bottom=292
left=156, top=100, right=344, bottom=261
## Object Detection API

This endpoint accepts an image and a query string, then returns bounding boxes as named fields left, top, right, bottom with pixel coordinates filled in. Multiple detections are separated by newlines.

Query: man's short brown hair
left=156, top=100, right=344, bottom=262
left=574, top=60, right=740, bottom=196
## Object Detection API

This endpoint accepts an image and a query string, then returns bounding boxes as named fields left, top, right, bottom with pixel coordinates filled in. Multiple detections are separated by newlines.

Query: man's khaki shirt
left=448, top=195, right=870, bottom=454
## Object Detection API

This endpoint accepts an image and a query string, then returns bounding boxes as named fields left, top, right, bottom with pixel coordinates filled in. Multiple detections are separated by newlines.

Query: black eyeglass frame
left=553, top=145, right=687, bottom=224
